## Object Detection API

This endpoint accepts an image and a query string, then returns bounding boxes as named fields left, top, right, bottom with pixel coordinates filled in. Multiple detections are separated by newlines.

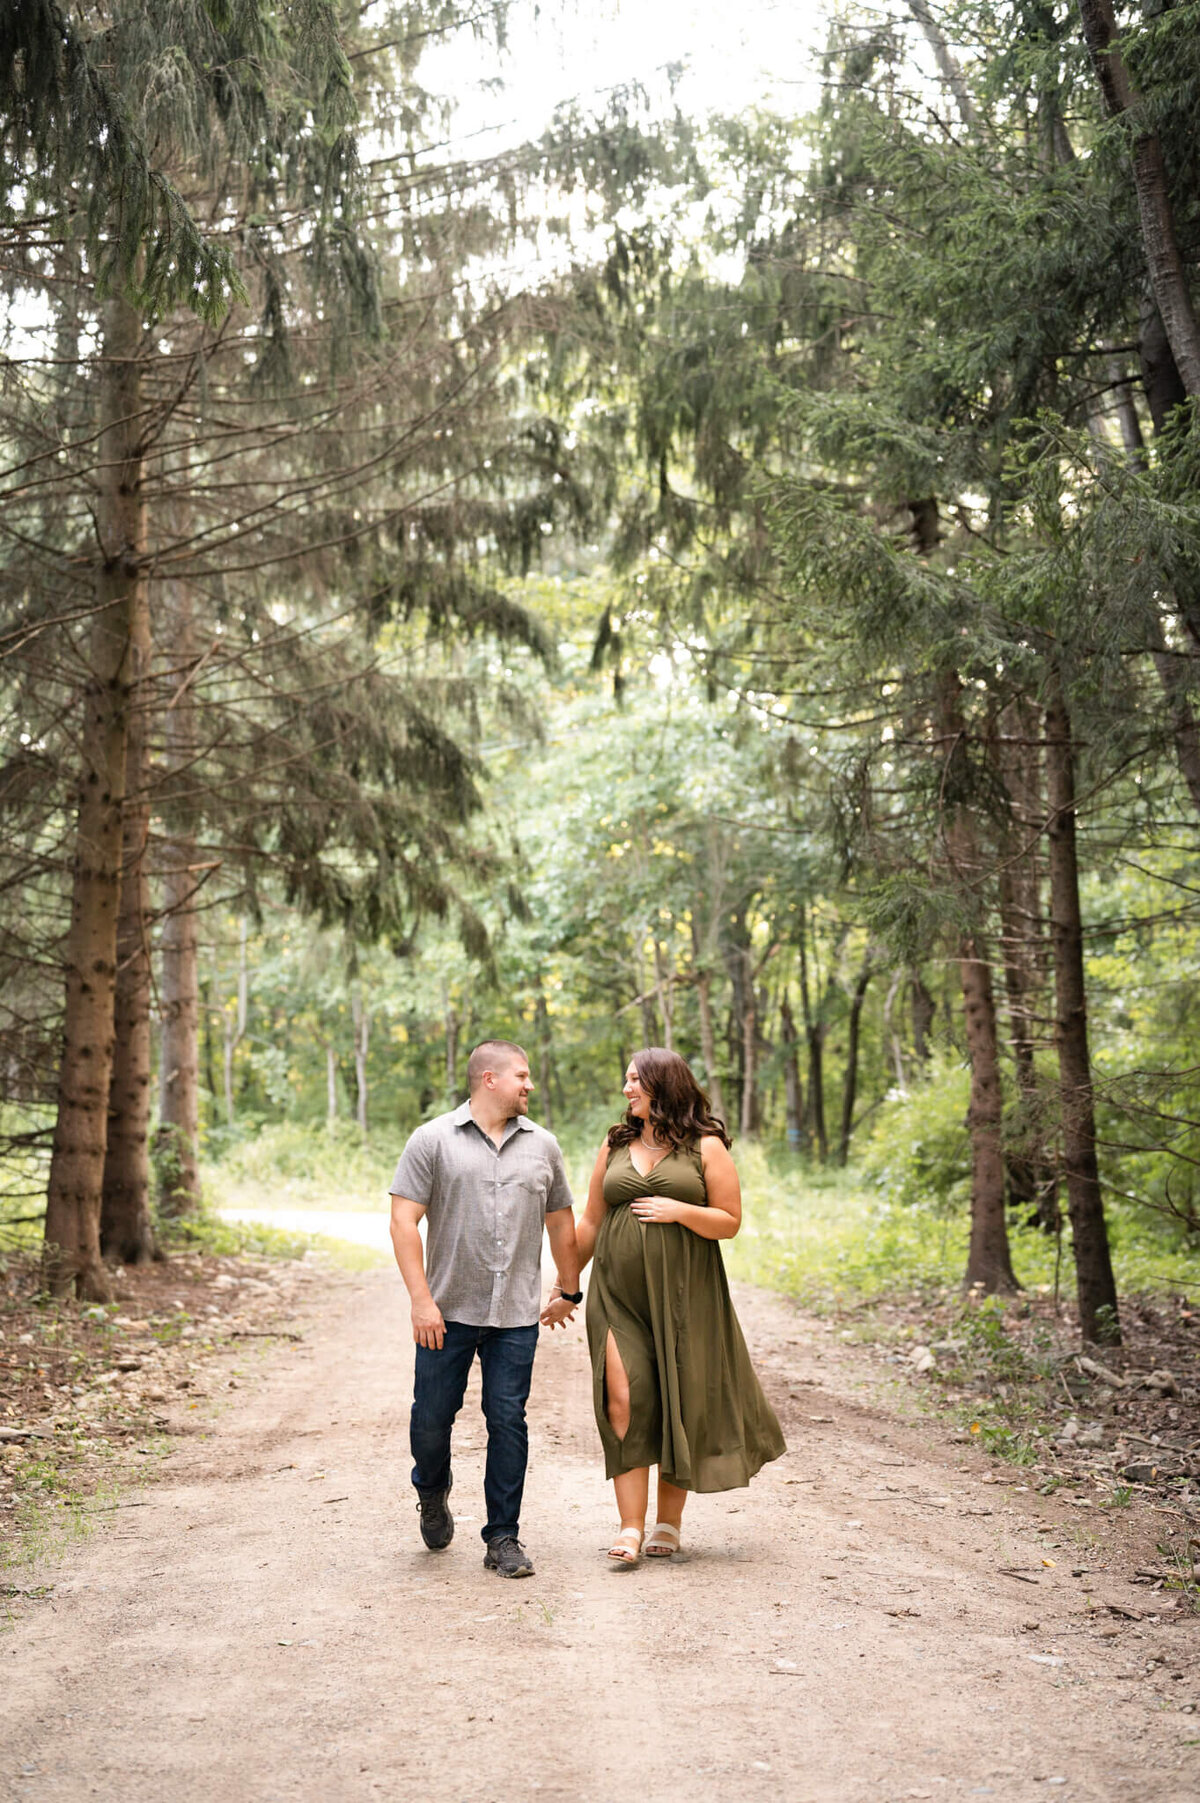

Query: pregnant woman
left=562, top=1046, right=785, bottom=1566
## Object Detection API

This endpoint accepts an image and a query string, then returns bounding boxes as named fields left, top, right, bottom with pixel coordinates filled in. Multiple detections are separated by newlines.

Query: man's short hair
left=467, top=1039, right=527, bottom=1092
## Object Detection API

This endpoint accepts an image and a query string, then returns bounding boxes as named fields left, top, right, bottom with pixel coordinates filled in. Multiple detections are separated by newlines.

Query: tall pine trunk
left=157, top=527, right=202, bottom=1216
left=43, top=296, right=146, bottom=1299
left=1044, top=670, right=1121, bottom=1343
left=351, top=987, right=369, bottom=1136
left=100, top=591, right=156, bottom=1263
left=937, top=674, right=1019, bottom=1294
left=693, top=947, right=727, bottom=1129
left=1076, top=0, right=1200, bottom=394
left=837, top=956, right=873, bottom=1166
left=739, top=951, right=759, bottom=1140
left=780, top=994, right=804, bottom=1151
left=798, top=907, right=829, bottom=1160
left=995, top=701, right=1058, bottom=1231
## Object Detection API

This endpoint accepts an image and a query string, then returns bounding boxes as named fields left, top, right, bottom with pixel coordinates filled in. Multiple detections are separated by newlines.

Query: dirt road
left=3, top=1269, right=1198, bottom=1802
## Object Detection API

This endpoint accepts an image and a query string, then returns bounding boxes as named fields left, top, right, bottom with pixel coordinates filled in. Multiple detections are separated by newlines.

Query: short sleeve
left=543, top=1138, right=574, bottom=1214
left=389, top=1126, right=437, bottom=1208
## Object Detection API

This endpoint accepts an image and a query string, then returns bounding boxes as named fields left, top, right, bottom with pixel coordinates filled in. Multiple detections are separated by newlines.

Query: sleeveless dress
left=586, top=1140, right=786, bottom=1491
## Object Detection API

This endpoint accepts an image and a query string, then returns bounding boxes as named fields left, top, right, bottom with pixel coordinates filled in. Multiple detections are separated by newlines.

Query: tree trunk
left=958, top=928, right=1019, bottom=1293
left=910, top=971, right=935, bottom=1064
left=936, top=673, right=1019, bottom=1293
left=693, top=955, right=728, bottom=1129
left=326, top=1042, right=338, bottom=1128
left=1076, top=0, right=1200, bottom=395
left=994, top=701, right=1059, bottom=1230
left=1084, top=332, right=1200, bottom=812
left=43, top=296, right=146, bottom=1300
left=837, top=957, right=873, bottom=1166
left=1044, top=671, right=1121, bottom=1343
left=780, top=994, right=804, bottom=1152
left=223, top=918, right=249, bottom=1123
left=351, top=986, right=370, bottom=1136
left=100, top=579, right=155, bottom=1264
left=798, top=907, right=828, bottom=1160
left=739, top=958, right=759, bottom=1140
left=906, top=0, right=980, bottom=132
left=157, top=575, right=203, bottom=1217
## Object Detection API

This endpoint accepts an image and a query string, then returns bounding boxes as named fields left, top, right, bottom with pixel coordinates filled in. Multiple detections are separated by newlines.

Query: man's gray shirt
left=389, top=1101, right=574, bottom=1329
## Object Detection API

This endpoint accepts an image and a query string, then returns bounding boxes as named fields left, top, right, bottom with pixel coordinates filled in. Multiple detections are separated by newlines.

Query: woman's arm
left=628, top=1136, right=742, bottom=1241
left=572, top=1142, right=611, bottom=1271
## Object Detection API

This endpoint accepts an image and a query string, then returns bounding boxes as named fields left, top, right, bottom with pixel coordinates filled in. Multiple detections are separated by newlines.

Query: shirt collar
left=452, top=1099, right=535, bottom=1134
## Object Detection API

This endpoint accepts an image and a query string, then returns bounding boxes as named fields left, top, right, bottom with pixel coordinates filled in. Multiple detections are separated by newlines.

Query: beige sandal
left=644, top=1522, right=681, bottom=1559
left=607, top=1527, right=644, bottom=1566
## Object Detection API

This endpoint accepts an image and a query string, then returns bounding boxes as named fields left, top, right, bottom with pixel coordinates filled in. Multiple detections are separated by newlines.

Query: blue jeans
left=410, top=1321, right=539, bottom=1543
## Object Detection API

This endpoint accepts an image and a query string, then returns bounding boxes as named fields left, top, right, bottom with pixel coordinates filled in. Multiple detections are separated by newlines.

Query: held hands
left=629, top=1194, right=686, bottom=1226
left=411, top=1296, right=446, bottom=1350
left=540, top=1284, right=577, bottom=1330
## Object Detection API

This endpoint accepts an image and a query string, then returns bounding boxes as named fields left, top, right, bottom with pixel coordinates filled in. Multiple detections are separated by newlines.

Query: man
left=389, top=1038, right=580, bottom=1579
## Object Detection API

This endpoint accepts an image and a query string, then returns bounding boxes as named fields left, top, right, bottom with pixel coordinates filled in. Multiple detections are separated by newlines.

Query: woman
left=560, top=1048, right=785, bottom=1566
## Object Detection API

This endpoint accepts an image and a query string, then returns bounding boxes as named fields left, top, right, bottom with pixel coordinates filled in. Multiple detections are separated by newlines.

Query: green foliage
left=860, top=1060, right=974, bottom=1217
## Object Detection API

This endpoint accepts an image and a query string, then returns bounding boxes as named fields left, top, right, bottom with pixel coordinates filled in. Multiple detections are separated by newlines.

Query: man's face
left=487, top=1055, right=533, bottom=1117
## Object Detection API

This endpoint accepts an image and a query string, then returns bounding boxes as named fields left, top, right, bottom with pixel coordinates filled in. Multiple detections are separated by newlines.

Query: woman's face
left=623, top=1063, right=651, bottom=1120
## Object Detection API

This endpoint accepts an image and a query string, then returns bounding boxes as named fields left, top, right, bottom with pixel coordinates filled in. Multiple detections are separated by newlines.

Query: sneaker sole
left=483, top=1559, right=535, bottom=1578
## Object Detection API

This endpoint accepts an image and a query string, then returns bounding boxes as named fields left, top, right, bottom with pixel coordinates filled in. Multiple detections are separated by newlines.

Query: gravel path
left=3, top=1267, right=1198, bottom=1801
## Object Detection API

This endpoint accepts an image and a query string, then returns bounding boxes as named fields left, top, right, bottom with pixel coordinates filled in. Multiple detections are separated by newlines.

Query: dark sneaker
left=483, top=1535, right=534, bottom=1579
left=417, top=1480, right=454, bottom=1550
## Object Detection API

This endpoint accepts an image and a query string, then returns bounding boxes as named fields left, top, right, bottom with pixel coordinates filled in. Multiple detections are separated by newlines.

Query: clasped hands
left=540, top=1283, right=578, bottom=1329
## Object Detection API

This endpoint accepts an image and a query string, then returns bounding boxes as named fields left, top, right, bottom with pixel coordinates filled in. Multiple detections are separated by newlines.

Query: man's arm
left=389, top=1193, right=444, bottom=1349
left=541, top=1206, right=580, bottom=1329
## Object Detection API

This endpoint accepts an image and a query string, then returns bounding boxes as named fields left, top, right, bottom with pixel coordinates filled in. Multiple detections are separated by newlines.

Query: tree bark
left=910, top=970, right=935, bottom=1064
left=326, top=1042, right=338, bottom=1128
left=780, top=994, right=804, bottom=1151
left=906, top=0, right=981, bottom=132
left=1076, top=0, right=1200, bottom=395
left=156, top=569, right=203, bottom=1217
left=99, top=577, right=155, bottom=1264
left=837, top=957, right=873, bottom=1166
left=1044, top=670, right=1121, bottom=1343
left=351, top=986, right=370, bottom=1136
left=43, top=296, right=146, bottom=1300
left=797, top=909, right=829, bottom=1161
left=223, top=919, right=249, bottom=1123
left=958, top=927, right=1019, bottom=1292
left=739, top=951, right=759, bottom=1140
left=937, top=674, right=1019, bottom=1293
left=693, top=954, right=728, bottom=1129
left=994, top=701, right=1059, bottom=1230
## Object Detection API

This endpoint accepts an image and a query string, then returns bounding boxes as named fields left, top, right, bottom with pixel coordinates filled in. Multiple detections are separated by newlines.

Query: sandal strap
left=646, top=1522, right=681, bottom=1546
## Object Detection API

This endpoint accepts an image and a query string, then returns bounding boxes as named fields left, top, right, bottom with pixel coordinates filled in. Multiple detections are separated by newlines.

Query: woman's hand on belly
left=629, top=1195, right=687, bottom=1225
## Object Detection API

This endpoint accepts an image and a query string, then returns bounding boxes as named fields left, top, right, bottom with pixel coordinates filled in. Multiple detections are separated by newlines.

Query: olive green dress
left=586, top=1140, right=786, bottom=1491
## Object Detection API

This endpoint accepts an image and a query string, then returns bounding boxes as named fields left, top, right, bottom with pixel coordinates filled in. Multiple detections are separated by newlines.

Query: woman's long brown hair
left=606, top=1047, right=731, bottom=1153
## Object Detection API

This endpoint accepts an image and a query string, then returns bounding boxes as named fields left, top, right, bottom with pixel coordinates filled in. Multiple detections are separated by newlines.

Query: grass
left=200, top=1120, right=388, bottom=1215
left=163, top=1207, right=386, bottom=1272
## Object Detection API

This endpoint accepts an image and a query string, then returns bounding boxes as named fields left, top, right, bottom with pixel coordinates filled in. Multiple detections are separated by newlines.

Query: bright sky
left=418, top=0, right=826, bottom=157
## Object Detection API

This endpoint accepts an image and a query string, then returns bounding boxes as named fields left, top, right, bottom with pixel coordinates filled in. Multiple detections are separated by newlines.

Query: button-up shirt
left=389, top=1101, right=574, bottom=1328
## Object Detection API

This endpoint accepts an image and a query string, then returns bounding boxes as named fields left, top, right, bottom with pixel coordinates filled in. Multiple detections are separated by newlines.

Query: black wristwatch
left=557, top=1289, right=583, bottom=1305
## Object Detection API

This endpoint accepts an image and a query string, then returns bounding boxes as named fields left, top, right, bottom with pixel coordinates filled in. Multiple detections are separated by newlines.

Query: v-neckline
left=628, top=1140, right=670, bottom=1179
